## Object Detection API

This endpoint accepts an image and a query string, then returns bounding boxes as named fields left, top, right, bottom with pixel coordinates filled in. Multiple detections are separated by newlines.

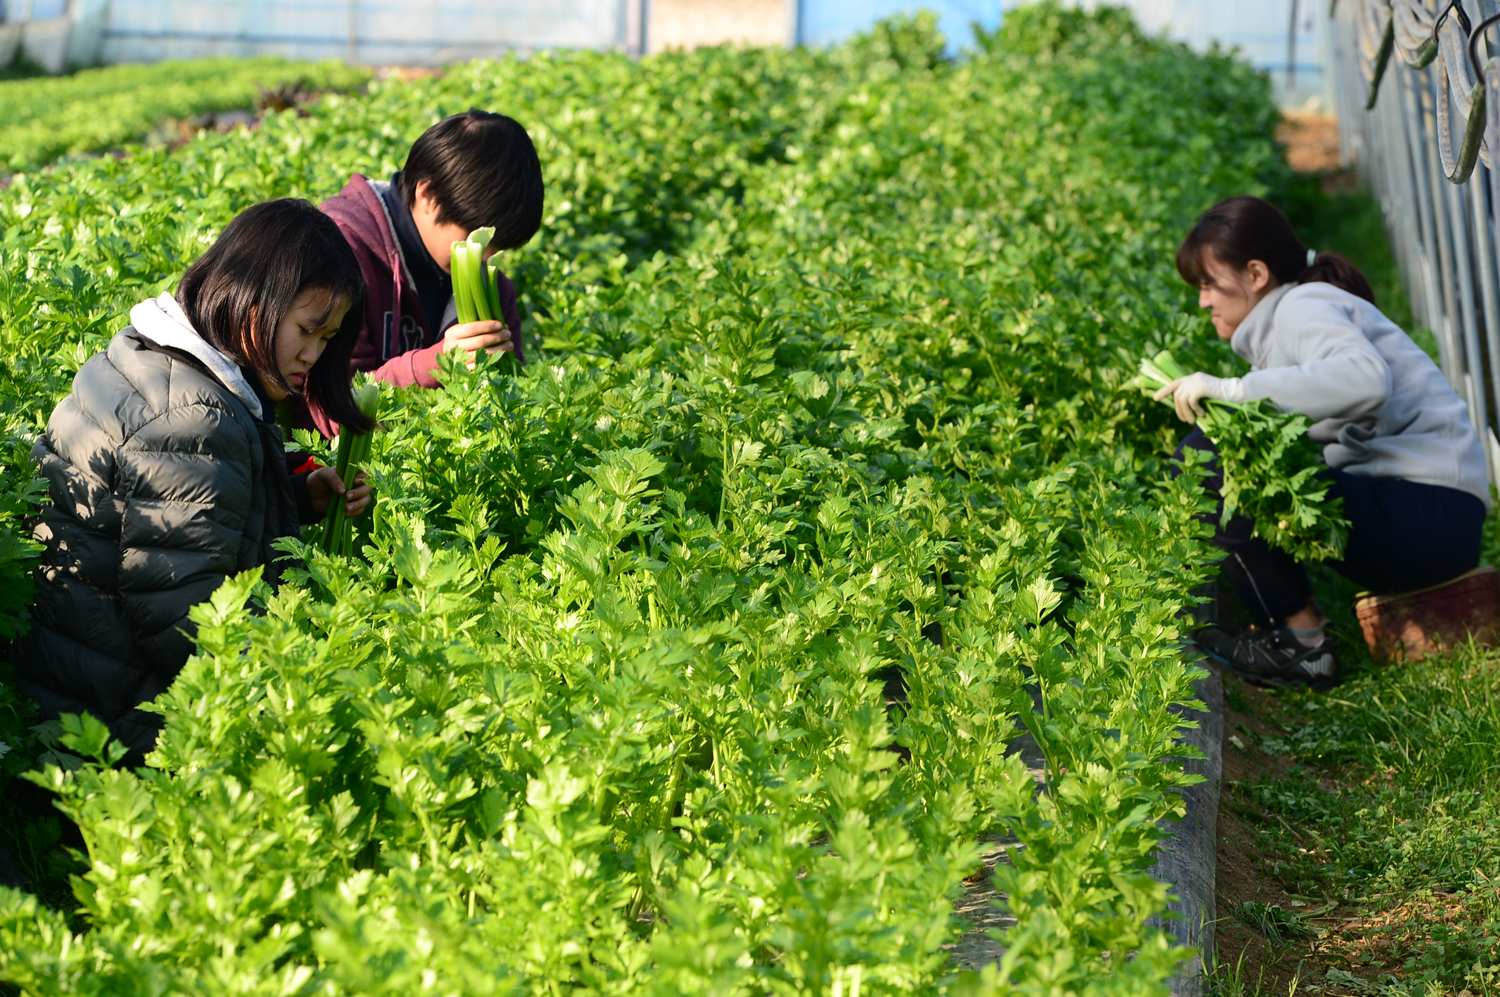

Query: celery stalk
left=451, top=243, right=478, bottom=325
left=320, top=425, right=356, bottom=556
left=448, top=226, right=518, bottom=376
left=1133, top=349, right=1239, bottom=414
left=483, top=255, right=503, bottom=319
left=320, top=382, right=382, bottom=557
left=467, top=243, right=487, bottom=320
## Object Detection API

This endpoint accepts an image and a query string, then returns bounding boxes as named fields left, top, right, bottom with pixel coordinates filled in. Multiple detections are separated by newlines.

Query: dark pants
left=1175, top=428, right=1486, bottom=627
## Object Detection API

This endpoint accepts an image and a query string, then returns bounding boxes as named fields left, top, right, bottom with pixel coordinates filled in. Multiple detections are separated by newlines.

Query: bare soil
left=946, top=725, right=1046, bottom=971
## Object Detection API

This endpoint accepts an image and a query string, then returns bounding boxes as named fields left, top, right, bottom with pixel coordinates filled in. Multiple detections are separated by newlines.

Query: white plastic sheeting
left=1018, top=0, right=1329, bottom=106
left=28, top=0, right=1331, bottom=97
left=0, top=0, right=77, bottom=73
left=0, top=0, right=70, bottom=20
left=97, top=0, right=627, bottom=65
left=21, top=0, right=1329, bottom=109
left=785, top=2, right=1331, bottom=105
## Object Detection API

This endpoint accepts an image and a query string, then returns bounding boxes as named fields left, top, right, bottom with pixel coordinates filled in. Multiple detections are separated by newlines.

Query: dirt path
left=1213, top=677, right=1338, bottom=989
left=1277, top=110, right=1341, bottom=175
left=946, top=728, right=1045, bottom=970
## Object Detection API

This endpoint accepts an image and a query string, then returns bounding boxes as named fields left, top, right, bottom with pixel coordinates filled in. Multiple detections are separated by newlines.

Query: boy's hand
left=442, top=320, right=512, bottom=358
left=308, top=468, right=374, bottom=518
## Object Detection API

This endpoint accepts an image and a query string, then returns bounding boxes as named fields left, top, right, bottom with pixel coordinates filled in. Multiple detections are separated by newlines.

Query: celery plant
left=0, top=8, right=1322, bottom=992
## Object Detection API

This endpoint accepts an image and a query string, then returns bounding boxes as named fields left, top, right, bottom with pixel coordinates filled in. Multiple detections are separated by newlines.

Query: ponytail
left=1297, top=250, right=1375, bottom=305
left=1177, top=195, right=1377, bottom=306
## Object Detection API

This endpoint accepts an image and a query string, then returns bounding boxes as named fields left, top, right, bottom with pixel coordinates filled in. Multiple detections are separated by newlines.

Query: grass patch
left=1232, top=647, right=1500, bottom=993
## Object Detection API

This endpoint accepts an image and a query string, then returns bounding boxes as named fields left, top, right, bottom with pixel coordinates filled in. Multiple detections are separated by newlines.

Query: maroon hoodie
left=305, top=174, right=523, bottom=433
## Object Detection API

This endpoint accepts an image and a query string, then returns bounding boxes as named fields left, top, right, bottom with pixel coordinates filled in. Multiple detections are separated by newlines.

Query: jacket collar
left=129, top=292, right=264, bottom=419
left=381, top=172, right=447, bottom=283
left=363, top=177, right=418, bottom=308
left=1229, top=283, right=1294, bottom=369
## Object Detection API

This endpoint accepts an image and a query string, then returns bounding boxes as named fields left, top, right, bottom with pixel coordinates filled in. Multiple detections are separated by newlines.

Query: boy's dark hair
left=1177, top=195, right=1376, bottom=305
left=398, top=109, right=544, bottom=251
left=176, top=198, right=375, bottom=432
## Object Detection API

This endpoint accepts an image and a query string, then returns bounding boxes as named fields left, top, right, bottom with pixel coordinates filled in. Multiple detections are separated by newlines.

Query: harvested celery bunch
left=1134, top=350, right=1347, bottom=563
left=450, top=226, right=519, bottom=376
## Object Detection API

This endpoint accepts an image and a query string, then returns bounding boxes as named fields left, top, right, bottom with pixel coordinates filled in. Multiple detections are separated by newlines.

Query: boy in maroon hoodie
left=310, top=109, right=543, bottom=431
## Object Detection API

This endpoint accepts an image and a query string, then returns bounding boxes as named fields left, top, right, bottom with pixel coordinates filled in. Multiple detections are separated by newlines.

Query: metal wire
left=1399, top=0, right=1463, bottom=69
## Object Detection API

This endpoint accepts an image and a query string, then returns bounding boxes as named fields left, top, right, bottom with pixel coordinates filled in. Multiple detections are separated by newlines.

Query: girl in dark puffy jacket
left=16, top=198, right=377, bottom=763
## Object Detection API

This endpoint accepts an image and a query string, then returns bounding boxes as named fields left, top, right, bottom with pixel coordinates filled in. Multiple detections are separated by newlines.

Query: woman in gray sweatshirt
left=1156, top=196, right=1489, bottom=690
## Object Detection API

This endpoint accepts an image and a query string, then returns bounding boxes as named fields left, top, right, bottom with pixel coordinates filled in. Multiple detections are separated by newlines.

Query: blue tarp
left=797, top=0, right=1000, bottom=53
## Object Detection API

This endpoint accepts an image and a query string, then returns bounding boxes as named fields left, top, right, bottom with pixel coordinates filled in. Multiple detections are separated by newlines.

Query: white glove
left=1153, top=372, right=1243, bottom=424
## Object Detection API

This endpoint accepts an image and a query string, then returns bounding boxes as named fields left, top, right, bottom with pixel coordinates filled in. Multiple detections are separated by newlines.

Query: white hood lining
left=129, top=292, right=263, bottom=420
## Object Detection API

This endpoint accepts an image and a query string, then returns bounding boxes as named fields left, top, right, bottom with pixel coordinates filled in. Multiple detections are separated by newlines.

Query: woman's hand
left=308, top=467, right=374, bottom=517
left=1154, top=371, right=1235, bottom=424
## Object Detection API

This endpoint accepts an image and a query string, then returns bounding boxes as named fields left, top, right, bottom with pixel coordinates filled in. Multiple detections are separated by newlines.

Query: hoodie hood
left=129, top=292, right=264, bottom=419
left=1228, top=283, right=1293, bottom=371
left=322, top=174, right=411, bottom=318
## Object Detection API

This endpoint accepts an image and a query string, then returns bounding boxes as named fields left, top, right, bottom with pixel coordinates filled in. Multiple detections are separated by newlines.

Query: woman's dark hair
left=397, top=109, right=544, bottom=251
left=1176, top=195, right=1376, bottom=305
left=176, top=198, right=374, bottom=432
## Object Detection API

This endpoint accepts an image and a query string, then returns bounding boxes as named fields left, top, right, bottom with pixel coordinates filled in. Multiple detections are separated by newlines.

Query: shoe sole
left=1194, top=641, right=1339, bottom=693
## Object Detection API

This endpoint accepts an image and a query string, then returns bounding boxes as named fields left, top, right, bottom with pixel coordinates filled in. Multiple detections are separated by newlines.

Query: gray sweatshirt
left=1219, top=282, right=1490, bottom=509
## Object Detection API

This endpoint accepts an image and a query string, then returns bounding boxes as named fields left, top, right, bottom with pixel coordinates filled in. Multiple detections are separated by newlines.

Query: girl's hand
left=308, top=467, right=374, bottom=518
left=1154, top=371, right=1232, bottom=424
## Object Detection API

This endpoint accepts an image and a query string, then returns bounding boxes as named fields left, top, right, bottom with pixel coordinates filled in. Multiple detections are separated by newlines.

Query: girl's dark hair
left=1176, top=195, right=1376, bottom=305
left=397, top=109, right=544, bottom=251
left=176, top=198, right=374, bottom=432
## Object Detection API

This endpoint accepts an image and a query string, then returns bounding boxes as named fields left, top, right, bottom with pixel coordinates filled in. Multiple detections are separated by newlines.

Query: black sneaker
left=1194, top=625, right=1340, bottom=691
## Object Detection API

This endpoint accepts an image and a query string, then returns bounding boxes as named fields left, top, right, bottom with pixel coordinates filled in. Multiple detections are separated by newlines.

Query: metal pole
left=1468, top=171, right=1500, bottom=438
left=1421, top=69, right=1469, bottom=390
left=1381, top=65, right=1421, bottom=325
left=1400, top=67, right=1449, bottom=352
left=1443, top=159, right=1489, bottom=438
left=1288, top=0, right=1300, bottom=94
left=622, top=0, right=644, bottom=56
left=346, top=0, right=356, bottom=64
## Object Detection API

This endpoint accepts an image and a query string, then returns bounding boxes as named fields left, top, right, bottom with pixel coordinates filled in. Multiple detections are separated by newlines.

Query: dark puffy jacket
left=14, top=328, right=301, bottom=758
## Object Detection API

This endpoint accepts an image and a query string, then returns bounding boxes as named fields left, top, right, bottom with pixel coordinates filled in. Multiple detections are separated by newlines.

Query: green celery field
left=0, top=56, right=371, bottom=171
left=0, top=8, right=1285, bottom=994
